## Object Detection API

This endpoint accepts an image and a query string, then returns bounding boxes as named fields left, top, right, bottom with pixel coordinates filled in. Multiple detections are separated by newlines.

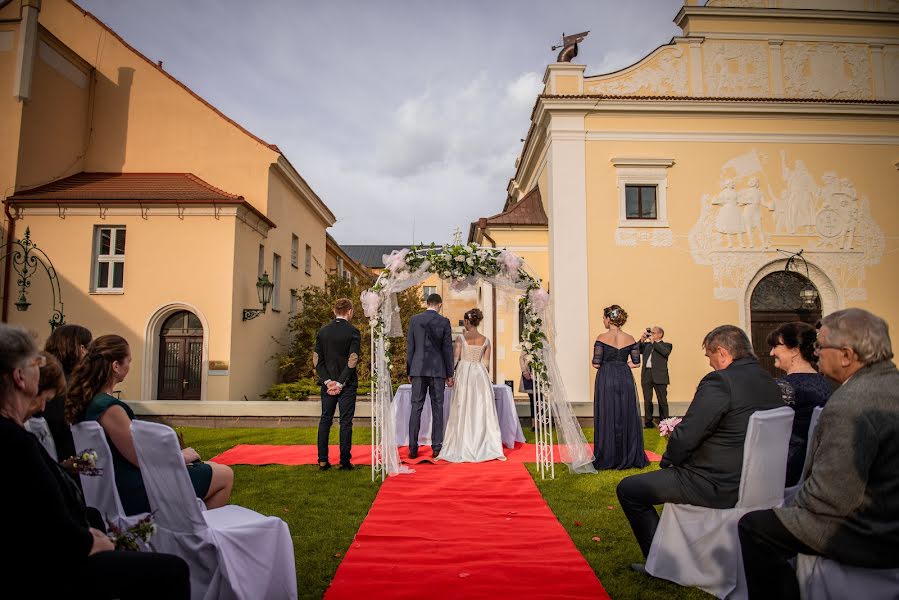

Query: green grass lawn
left=179, top=425, right=710, bottom=600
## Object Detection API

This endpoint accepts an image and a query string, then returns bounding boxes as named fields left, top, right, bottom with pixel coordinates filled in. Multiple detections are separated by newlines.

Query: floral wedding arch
left=361, top=242, right=596, bottom=480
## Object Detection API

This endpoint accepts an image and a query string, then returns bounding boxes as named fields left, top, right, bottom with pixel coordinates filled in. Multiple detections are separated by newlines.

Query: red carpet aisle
left=324, top=461, right=611, bottom=600
left=210, top=443, right=662, bottom=465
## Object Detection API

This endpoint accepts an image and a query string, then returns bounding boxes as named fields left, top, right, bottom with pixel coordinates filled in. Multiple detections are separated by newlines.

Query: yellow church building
left=1, top=0, right=337, bottom=404
left=474, top=0, right=899, bottom=412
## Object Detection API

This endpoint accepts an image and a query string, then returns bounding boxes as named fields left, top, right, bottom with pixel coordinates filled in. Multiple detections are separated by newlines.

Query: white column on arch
left=546, top=112, right=590, bottom=404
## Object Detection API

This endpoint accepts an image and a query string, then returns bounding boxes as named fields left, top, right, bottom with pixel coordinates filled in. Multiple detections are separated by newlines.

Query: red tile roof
left=9, top=172, right=275, bottom=228
left=482, top=186, right=547, bottom=227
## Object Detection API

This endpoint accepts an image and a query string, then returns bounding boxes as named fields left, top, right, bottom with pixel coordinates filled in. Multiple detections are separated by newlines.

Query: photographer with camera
left=639, top=326, right=672, bottom=429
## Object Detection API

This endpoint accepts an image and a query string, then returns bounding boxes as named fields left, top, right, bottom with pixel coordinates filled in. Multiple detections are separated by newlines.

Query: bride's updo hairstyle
left=464, top=308, right=483, bottom=327
left=603, top=304, right=628, bottom=327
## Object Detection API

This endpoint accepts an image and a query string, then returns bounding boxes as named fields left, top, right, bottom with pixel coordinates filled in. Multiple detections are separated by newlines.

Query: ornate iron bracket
left=0, top=227, right=66, bottom=330
left=242, top=308, right=265, bottom=321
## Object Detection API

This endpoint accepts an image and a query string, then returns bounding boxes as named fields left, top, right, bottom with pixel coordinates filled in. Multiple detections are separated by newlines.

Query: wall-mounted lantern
left=777, top=248, right=819, bottom=309
left=242, top=271, right=274, bottom=321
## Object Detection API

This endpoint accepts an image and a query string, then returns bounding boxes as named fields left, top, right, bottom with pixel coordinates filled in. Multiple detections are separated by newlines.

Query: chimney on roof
left=157, top=60, right=163, bottom=69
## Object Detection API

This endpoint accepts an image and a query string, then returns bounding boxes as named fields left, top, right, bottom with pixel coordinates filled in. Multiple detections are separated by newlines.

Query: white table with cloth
left=393, top=383, right=526, bottom=449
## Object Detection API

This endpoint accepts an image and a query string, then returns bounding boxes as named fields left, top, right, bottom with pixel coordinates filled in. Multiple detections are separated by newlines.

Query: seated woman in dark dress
left=65, top=334, right=233, bottom=515
left=1, top=323, right=190, bottom=600
left=592, top=305, right=649, bottom=470
left=42, top=324, right=93, bottom=463
left=767, top=322, right=832, bottom=486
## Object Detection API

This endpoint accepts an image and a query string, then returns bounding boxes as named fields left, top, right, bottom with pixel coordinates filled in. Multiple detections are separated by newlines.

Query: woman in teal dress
left=66, top=335, right=233, bottom=516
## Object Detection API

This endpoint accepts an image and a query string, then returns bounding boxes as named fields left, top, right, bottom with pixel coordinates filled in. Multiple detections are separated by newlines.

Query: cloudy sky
left=76, top=0, right=682, bottom=244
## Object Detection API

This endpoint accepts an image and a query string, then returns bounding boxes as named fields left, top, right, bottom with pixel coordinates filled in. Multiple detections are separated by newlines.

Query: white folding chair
left=70, top=421, right=150, bottom=531
left=646, top=406, right=795, bottom=599
left=797, top=555, right=899, bottom=600
left=131, top=420, right=297, bottom=600
left=783, top=405, right=824, bottom=506
left=24, top=416, right=58, bottom=461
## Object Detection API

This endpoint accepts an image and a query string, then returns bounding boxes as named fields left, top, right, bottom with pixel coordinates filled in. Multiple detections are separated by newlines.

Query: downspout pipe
left=2, top=200, right=17, bottom=323
left=478, top=218, right=499, bottom=382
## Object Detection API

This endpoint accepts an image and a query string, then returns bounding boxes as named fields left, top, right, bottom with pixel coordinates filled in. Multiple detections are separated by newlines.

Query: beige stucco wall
left=0, top=20, right=23, bottom=215
left=7, top=211, right=238, bottom=401
left=3, top=0, right=336, bottom=403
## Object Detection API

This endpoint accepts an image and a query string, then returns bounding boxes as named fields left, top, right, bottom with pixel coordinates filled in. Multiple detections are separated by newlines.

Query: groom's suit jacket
left=406, top=310, right=455, bottom=378
left=314, top=318, right=361, bottom=388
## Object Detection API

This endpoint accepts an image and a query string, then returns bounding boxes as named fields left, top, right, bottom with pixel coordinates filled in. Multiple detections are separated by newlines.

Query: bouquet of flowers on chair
left=107, top=512, right=157, bottom=551
left=60, top=449, right=103, bottom=476
left=658, top=417, right=683, bottom=438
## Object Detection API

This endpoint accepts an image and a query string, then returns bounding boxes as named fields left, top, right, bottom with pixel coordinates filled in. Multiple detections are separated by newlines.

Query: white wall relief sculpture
left=585, top=47, right=688, bottom=96
left=783, top=42, right=872, bottom=99
left=689, top=149, right=884, bottom=300
left=615, top=229, right=674, bottom=247
left=703, top=41, right=769, bottom=96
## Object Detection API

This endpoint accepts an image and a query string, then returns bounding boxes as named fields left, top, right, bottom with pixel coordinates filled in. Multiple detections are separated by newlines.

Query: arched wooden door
left=157, top=311, right=203, bottom=400
left=750, top=271, right=822, bottom=378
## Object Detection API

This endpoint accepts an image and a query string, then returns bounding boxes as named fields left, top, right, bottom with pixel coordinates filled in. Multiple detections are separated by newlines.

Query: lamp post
left=1, top=227, right=65, bottom=330
left=242, top=272, right=274, bottom=321
left=776, top=248, right=819, bottom=309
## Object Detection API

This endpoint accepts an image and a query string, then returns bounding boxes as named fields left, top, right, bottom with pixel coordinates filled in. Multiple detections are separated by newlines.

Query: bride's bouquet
left=658, top=417, right=683, bottom=439
left=60, top=449, right=103, bottom=477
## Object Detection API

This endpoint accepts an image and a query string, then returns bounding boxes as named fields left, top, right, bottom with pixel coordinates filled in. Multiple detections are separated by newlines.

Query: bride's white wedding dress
left=437, top=335, right=506, bottom=463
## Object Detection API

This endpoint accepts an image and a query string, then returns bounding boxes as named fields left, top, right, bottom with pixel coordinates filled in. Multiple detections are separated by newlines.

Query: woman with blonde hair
left=66, top=334, right=233, bottom=515
left=592, top=305, right=649, bottom=470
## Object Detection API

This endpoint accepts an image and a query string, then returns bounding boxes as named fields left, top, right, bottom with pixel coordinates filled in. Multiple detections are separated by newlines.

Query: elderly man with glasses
left=738, top=308, right=899, bottom=599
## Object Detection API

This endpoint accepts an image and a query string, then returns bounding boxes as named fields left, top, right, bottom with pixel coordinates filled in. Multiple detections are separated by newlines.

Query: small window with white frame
left=422, top=285, right=436, bottom=302
left=612, top=158, right=673, bottom=228
left=291, top=234, right=299, bottom=268
left=91, top=226, right=126, bottom=292
left=272, top=253, right=282, bottom=311
left=304, top=244, right=312, bottom=275
left=257, top=244, right=265, bottom=278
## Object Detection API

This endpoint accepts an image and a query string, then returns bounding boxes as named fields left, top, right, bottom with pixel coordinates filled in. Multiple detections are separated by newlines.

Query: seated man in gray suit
left=617, top=325, right=783, bottom=567
left=739, top=308, right=899, bottom=600
left=406, top=293, right=455, bottom=459
left=639, top=326, right=673, bottom=428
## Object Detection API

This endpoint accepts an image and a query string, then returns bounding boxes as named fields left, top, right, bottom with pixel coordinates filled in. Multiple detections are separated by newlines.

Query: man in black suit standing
left=406, top=293, right=455, bottom=459
left=639, top=326, right=673, bottom=428
left=314, top=298, right=361, bottom=471
left=617, top=325, right=783, bottom=568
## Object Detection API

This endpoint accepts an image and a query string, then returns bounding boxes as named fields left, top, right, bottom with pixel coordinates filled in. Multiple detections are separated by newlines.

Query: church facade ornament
left=688, top=149, right=885, bottom=302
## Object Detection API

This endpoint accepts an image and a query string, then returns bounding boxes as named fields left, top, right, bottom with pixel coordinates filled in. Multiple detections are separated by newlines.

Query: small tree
left=276, top=274, right=423, bottom=386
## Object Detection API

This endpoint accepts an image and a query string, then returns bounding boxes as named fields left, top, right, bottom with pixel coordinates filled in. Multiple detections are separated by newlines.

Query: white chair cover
left=24, top=416, right=58, bottom=461
left=783, top=405, right=824, bottom=506
left=70, top=421, right=150, bottom=532
left=646, top=406, right=795, bottom=599
left=131, top=420, right=297, bottom=600
left=797, top=555, right=899, bottom=600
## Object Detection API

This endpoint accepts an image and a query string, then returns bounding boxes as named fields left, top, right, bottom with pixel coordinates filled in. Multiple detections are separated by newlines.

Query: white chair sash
left=646, top=406, right=795, bottom=599
left=797, top=554, right=899, bottom=600
left=130, top=420, right=297, bottom=600
left=70, top=421, right=150, bottom=532
left=783, top=405, right=824, bottom=506
left=24, top=417, right=58, bottom=461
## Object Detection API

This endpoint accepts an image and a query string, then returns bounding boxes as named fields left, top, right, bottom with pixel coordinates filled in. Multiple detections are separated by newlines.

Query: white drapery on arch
left=362, top=244, right=596, bottom=480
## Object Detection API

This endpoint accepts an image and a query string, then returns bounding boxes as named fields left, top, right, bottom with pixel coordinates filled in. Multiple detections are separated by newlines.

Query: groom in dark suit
left=314, top=298, right=361, bottom=471
left=406, top=293, right=455, bottom=459
left=639, top=326, right=672, bottom=428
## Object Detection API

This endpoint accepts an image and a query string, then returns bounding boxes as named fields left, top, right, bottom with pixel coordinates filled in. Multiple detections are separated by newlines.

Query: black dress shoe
left=630, top=563, right=648, bottom=575
left=338, top=462, right=354, bottom=471
left=644, top=423, right=655, bottom=429
left=318, top=462, right=331, bottom=471
left=408, top=449, right=418, bottom=459
left=432, top=447, right=441, bottom=458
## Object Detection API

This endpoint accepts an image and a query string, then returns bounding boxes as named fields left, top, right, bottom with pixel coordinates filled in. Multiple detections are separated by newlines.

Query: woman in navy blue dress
left=767, top=322, right=833, bottom=486
left=592, top=305, right=649, bottom=470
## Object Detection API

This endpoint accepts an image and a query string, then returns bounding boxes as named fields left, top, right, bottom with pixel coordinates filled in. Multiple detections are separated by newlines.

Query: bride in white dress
left=437, top=308, right=506, bottom=463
